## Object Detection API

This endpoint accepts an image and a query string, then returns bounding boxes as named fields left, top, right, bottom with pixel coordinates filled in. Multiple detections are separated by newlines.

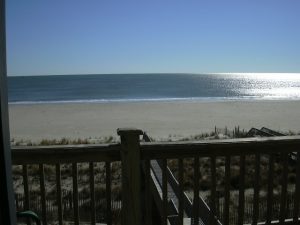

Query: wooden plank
left=155, top=159, right=222, bottom=225
left=22, top=164, right=30, bottom=225
left=168, top=199, right=178, bottom=215
left=168, top=215, right=179, bottom=225
left=224, top=156, right=231, bottom=225
left=72, top=163, right=79, bottom=225
left=144, top=160, right=152, bottom=225
left=178, top=158, right=184, bottom=225
left=198, top=195, right=221, bottom=225
left=252, top=154, right=260, bottom=224
left=149, top=167, right=164, bottom=217
left=39, top=164, right=47, bottom=225
left=141, top=134, right=152, bottom=225
left=293, top=151, right=300, bottom=222
left=140, top=136, right=300, bottom=159
left=89, top=162, right=96, bottom=225
left=266, top=154, right=275, bottom=224
left=10, top=136, right=300, bottom=165
left=23, top=165, right=30, bottom=211
left=193, top=157, right=199, bottom=225
left=12, top=144, right=121, bottom=164
left=238, top=155, right=245, bottom=225
left=56, top=164, right=63, bottom=225
left=279, top=153, right=288, bottom=223
left=162, top=159, right=168, bottom=225
left=106, top=162, right=112, bottom=225
left=118, top=128, right=143, bottom=225
left=210, top=156, right=217, bottom=225
left=255, top=217, right=300, bottom=225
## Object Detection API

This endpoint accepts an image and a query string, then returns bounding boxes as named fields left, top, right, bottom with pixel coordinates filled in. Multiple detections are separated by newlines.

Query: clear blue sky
left=6, top=0, right=300, bottom=76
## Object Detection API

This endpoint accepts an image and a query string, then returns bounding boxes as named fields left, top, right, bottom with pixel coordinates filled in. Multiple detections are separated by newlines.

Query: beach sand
left=8, top=100, right=300, bottom=142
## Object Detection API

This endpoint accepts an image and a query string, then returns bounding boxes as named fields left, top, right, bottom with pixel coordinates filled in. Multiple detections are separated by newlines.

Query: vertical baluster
left=266, top=154, right=274, bottom=224
left=23, top=164, right=31, bottom=225
left=56, top=164, right=63, bottom=225
left=72, top=163, right=79, bottom=225
left=210, top=156, right=216, bottom=225
left=178, top=158, right=184, bottom=225
left=238, top=155, right=245, bottom=225
left=294, top=152, right=300, bottom=222
left=23, top=164, right=30, bottom=210
left=15, top=194, right=19, bottom=211
left=252, top=154, right=260, bottom=224
left=89, top=162, right=96, bottom=225
left=224, top=156, right=231, bottom=225
left=145, top=160, right=152, bottom=225
left=279, top=153, right=288, bottom=223
left=106, top=162, right=112, bottom=225
left=39, top=164, right=47, bottom=225
left=162, top=159, right=168, bottom=225
left=193, top=157, right=199, bottom=225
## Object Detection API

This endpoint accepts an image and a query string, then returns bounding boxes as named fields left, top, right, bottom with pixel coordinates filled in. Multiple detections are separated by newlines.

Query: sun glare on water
left=219, top=73, right=300, bottom=100
left=218, top=73, right=300, bottom=81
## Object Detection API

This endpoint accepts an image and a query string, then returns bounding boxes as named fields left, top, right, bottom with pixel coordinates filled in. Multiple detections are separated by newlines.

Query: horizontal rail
left=11, top=135, right=300, bottom=163
left=141, top=135, right=300, bottom=159
left=11, top=144, right=121, bottom=164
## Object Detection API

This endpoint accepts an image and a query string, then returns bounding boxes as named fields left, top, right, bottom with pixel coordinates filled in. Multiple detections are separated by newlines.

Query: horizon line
left=7, top=72, right=300, bottom=77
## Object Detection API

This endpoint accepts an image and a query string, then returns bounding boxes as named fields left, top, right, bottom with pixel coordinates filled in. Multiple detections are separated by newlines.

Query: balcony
left=11, top=129, right=300, bottom=225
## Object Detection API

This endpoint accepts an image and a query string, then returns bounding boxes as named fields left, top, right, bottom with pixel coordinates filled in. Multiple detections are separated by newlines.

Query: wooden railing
left=141, top=135, right=300, bottom=225
left=11, top=129, right=300, bottom=225
left=12, top=143, right=121, bottom=225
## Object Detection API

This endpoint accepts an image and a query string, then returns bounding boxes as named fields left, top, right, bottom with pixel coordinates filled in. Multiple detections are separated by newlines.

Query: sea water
left=7, top=73, right=300, bottom=104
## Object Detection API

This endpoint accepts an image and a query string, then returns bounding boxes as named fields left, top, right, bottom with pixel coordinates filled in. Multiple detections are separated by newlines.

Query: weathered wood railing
left=140, top=134, right=300, bottom=225
left=12, top=144, right=121, bottom=225
left=11, top=129, right=300, bottom=225
left=143, top=132, right=222, bottom=225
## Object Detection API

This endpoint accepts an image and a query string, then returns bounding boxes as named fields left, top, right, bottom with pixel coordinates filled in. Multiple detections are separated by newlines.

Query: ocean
left=7, top=73, right=300, bottom=104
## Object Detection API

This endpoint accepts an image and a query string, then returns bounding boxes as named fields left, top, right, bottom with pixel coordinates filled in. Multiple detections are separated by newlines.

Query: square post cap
left=117, top=128, right=143, bottom=136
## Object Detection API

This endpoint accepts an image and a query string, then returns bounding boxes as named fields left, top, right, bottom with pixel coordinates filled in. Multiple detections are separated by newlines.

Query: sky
left=5, top=0, right=300, bottom=76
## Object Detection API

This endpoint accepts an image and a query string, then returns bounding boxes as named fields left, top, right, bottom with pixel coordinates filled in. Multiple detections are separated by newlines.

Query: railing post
left=117, top=128, right=143, bottom=225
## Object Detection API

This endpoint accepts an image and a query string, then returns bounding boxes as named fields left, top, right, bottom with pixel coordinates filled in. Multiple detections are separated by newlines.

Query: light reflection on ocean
left=8, top=73, right=300, bottom=103
left=218, top=73, right=300, bottom=100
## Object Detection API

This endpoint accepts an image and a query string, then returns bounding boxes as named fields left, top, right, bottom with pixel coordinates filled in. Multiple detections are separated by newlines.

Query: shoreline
left=9, top=100, right=300, bottom=142
left=8, top=97, right=300, bottom=105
